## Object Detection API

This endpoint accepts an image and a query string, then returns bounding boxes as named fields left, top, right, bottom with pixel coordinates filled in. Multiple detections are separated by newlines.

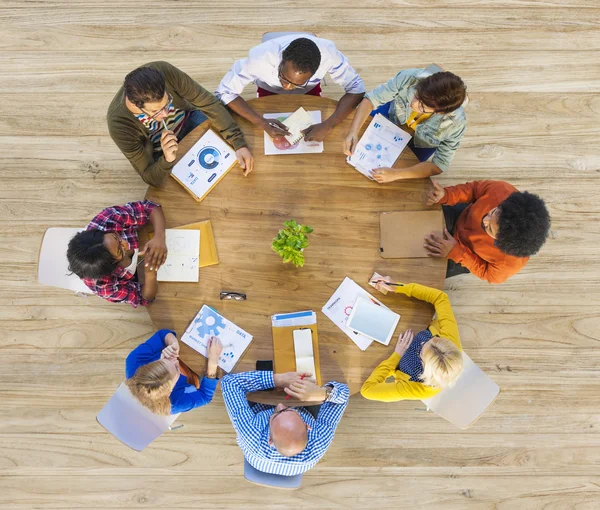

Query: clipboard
left=380, top=210, right=444, bottom=259
left=272, top=323, right=322, bottom=386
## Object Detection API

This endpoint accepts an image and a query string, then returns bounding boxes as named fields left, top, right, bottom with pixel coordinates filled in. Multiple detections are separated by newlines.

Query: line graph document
left=347, top=113, right=412, bottom=179
left=156, top=229, right=200, bottom=282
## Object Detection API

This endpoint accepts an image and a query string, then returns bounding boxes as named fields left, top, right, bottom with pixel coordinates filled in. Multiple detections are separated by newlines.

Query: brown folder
left=175, top=220, right=219, bottom=267
left=380, top=210, right=444, bottom=259
left=272, top=324, right=322, bottom=386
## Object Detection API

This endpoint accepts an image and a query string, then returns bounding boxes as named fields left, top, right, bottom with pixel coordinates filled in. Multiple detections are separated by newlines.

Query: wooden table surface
left=145, top=95, right=446, bottom=398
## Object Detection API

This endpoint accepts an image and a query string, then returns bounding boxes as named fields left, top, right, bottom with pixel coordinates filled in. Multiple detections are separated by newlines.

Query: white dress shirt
left=215, top=34, right=365, bottom=105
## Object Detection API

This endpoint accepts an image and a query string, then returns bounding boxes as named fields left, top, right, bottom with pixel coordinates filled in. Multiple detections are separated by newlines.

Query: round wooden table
left=145, top=95, right=446, bottom=402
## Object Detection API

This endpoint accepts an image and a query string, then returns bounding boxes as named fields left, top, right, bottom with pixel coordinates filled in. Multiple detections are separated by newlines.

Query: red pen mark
left=285, top=374, right=306, bottom=400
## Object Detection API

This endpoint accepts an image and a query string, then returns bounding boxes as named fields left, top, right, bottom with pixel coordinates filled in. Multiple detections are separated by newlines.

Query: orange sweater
left=440, top=180, right=528, bottom=284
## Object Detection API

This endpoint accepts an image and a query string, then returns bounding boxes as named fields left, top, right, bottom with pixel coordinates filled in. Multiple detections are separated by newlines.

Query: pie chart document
left=171, top=129, right=237, bottom=202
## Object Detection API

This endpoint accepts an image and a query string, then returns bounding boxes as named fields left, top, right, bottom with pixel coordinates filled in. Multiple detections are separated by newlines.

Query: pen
left=162, top=120, right=168, bottom=131
left=370, top=280, right=404, bottom=287
left=268, top=122, right=289, bottom=133
left=285, top=374, right=306, bottom=400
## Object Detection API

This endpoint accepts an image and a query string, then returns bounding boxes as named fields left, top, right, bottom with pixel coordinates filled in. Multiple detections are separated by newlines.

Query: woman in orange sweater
left=360, top=280, right=463, bottom=401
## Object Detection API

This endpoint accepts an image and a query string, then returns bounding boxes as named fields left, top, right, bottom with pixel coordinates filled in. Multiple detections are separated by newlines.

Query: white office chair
left=97, top=382, right=181, bottom=451
left=421, top=351, right=500, bottom=429
left=262, top=31, right=317, bottom=43
left=243, top=458, right=303, bottom=489
left=38, top=227, right=93, bottom=295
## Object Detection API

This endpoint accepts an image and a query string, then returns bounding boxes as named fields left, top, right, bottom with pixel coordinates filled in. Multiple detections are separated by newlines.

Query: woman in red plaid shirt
left=67, top=200, right=167, bottom=307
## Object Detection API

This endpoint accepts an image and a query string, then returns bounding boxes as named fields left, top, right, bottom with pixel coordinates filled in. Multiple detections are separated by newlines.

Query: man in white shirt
left=215, top=35, right=365, bottom=142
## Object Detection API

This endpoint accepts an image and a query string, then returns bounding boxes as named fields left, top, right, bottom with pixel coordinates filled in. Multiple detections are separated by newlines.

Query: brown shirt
left=107, top=61, right=247, bottom=186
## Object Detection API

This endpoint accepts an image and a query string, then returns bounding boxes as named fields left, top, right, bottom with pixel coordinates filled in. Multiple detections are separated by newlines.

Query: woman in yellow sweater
left=360, top=280, right=463, bottom=401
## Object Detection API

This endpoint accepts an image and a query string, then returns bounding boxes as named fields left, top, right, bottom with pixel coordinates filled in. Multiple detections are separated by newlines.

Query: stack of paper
left=347, top=113, right=412, bottom=179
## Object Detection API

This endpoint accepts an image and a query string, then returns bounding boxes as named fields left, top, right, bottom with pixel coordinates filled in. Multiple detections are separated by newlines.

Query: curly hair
left=281, top=38, right=321, bottom=76
left=124, top=66, right=166, bottom=110
left=415, top=71, right=467, bottom=114
left=67, top=229, right=118, bottom=279
left=496, top=191, right=551, bottom=257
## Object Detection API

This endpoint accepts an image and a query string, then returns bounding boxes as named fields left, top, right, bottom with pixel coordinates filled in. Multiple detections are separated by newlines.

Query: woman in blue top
left=125, top=329, right=222, bottom=415
left=343, top=68, right=467, bottom=181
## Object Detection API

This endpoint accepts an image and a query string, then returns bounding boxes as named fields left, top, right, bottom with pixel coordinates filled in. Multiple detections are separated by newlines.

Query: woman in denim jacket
left=344, top=68, right=467, bottom=182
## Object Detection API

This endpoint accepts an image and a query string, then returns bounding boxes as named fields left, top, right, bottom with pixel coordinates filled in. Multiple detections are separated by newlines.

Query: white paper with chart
left=263, top=110, right=323, bottom=155
left=321, top=277, right=390, bottom=351
left=181, top=305, right=253, bottom=373
left=171, top=129, right=236, bottom=201
left=347, top=113, right=412, bottom=179
left=156, top=229, right=200, bottom=282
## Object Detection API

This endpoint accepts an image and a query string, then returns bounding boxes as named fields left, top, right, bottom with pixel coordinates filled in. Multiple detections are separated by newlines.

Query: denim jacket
left=365, top=68, right=466, bottom=172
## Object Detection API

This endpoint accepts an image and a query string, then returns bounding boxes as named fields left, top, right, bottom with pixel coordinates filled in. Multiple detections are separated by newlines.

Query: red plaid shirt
left=82, top=200, right=160, bottom=307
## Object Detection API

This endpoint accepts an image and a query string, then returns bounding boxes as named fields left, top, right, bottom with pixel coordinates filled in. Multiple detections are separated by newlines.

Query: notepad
left=263, top=111, right=323, bottom=155
left=293, top=329, right=317, bottom=382
left=156, top=229, right=200, bottom=282
left=171, top=129, right=237, bottom=202
left=283, top=107, right=315, bottom=145
left=347, top=297, right=400, bottom=346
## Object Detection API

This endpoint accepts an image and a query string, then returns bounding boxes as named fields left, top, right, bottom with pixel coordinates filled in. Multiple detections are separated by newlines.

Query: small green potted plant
left=271, top=219, right=314, bottom=268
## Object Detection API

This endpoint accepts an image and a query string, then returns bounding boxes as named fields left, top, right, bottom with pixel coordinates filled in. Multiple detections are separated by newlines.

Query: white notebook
left=283, top=107, right=315, bottom=145
left=156, top=229, right=200, bottom=282
left=263, top=111, right=323, bottom=155
left=293, top=329, right=317, bottom=382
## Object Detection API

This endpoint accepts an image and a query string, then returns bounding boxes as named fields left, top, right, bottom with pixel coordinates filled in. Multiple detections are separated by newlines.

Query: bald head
left=269, top=404, right=308, bottom=457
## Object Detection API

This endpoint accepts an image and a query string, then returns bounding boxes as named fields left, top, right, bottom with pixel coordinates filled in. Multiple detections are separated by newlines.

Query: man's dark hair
left=124, top=66, right=166, bottom=109
left=416, top=71, right=467, bottom=114
left=496, top=191, right=551, bottom=257
left=281, top=38, right=321, bottom=76
left=67, top=230, right=119, bottom=279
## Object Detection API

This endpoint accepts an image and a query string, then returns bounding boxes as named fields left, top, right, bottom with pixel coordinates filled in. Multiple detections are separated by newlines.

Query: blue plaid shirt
left=221, top=371, right=350, bottom=476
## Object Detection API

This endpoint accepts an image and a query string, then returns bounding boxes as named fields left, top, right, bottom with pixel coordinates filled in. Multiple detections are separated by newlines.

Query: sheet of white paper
left=322, top=277, right=391, bottom=351
left=264, top=111, right=323, bottom=155
left=293, top=330, right=317, bottom=382
left=181, top=305, right=253, bottom=373
left=156, top=229, right=200, bottom=282
left=347, top=114, right=412, bottom=179
left=171, top=129, right=235, bottom=201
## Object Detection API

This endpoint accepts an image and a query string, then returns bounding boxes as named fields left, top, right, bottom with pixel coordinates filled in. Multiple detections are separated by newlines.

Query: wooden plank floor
left=1, top=1, right=599, bottom=508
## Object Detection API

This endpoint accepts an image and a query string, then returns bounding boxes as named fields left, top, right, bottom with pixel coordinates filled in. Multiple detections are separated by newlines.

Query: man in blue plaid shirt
left=221, top=370, right=350, bottom=476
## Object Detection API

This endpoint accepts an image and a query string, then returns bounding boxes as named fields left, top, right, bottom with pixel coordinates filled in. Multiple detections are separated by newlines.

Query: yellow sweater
left=360, top=283, right=462, bottom=402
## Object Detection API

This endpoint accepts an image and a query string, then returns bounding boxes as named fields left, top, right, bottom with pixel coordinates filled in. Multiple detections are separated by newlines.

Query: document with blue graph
left=347, top=113, right=412, bottom=179
left=181, top=305, right=253, bottom=373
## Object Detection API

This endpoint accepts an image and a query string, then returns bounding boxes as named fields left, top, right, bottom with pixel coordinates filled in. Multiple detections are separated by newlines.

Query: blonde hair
left=420, top=337, right=464, bottom=389
left=126, top=359, right=174, bottom=416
